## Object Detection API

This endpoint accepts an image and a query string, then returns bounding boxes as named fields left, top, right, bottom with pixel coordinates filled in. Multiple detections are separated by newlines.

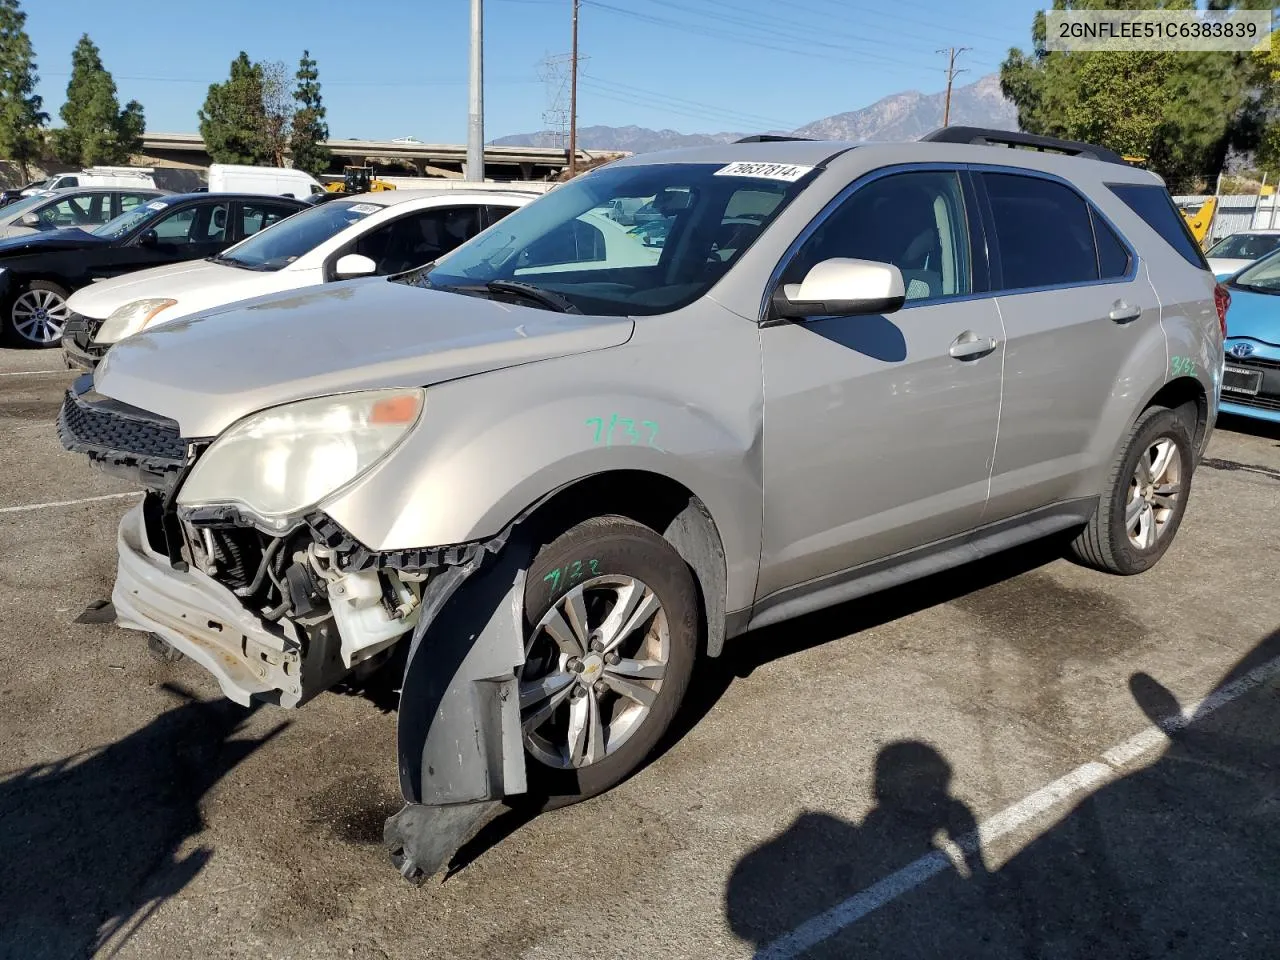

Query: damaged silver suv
left=60, top=127, right=1225, bottom=879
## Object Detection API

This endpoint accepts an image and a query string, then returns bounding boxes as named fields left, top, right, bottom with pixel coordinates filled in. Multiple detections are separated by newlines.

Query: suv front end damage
left=60, top=377, right=534, bottom=877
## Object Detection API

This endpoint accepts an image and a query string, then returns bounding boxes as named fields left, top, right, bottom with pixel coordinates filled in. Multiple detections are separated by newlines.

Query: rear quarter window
left=1107, top=183, right=1209, bottom=271
left=982, top=172, right=1099, bottom=289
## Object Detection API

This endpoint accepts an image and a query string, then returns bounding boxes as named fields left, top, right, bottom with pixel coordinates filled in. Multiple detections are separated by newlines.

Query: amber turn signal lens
left=370, top=393, right=421, bottom=425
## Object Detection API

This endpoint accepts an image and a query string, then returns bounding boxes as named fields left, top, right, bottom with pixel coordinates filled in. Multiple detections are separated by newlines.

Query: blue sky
left=26, top=0, right=1041, bottom=142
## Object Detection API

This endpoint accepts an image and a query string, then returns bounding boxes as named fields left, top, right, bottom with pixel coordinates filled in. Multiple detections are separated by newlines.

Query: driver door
left=114, top=201, right=232, bottom=276
left=756, top=168, right=1004, bottom=601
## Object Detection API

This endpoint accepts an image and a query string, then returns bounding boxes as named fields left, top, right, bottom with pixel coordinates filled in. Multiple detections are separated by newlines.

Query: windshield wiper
left=207, top=253, right=255, bottom=270
left=484, top=280, right=581, bottom=314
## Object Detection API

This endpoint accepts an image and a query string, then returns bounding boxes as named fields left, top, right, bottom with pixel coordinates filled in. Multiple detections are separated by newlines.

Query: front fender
left=322, top=313, right=763, bottom=613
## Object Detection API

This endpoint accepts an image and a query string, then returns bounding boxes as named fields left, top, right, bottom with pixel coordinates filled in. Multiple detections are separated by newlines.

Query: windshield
left=410, top=162, right=812, bottom=316
left=1206, top=233, right=1280, bottom=262
left=213, top=199, right=378, bottom=270
left=1231, top=248, right=1280, bottom=293
left=94, top=199, right=169, bottom=239
left=0, top=192, right=58, bottom=222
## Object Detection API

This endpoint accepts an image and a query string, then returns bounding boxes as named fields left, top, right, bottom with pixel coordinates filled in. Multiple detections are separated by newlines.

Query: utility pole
left=938, top=46, right=970, bottom=128
left=467, top=0, right=484, bottom=182
left=568, top=0, right=580, bottom=178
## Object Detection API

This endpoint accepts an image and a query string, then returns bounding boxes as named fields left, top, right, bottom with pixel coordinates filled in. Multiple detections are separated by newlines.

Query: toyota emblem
left=1230, top=342, right=1255, bottom=359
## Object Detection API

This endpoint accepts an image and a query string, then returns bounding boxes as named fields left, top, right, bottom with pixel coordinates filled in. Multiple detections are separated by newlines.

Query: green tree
left=198, top=52, right=270, bottom=165
left=1000, top=0, right=1258, bottom=192
left=0, top=0, right=47, bottom=180
left=53, top=35, right=145, bottom=166
left=289, top=50, right=330, bottom=176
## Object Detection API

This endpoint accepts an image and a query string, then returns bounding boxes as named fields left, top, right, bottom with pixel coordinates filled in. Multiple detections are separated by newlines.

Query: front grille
left=1224, top=393, right=1280, bottom=412
left=57, top=377, right=186, bottom=483
left=1223, top=352, right=1280, bottom=413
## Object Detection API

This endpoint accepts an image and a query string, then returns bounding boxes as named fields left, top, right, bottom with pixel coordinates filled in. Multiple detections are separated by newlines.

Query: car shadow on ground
left=724, top=628, right=1280, bottom=959
left=0, top=685, right=285, bottom=960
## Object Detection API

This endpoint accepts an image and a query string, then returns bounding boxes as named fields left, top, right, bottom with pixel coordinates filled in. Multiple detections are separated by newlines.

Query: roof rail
left=734, top=134, right=814, bottom=143
left=920, top=126, right=1129, bottom=166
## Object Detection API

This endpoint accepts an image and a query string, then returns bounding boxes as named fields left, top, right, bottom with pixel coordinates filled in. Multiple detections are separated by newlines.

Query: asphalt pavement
left=0, top=344, right=1276, bottom=959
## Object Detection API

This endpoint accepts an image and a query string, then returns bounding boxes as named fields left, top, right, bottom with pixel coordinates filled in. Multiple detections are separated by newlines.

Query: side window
left=983, top=172, right=1098, bottom=290
left=1107, top=182, right=1209, bottom=270
left=484, top=204, right=517, bottom=226
left=150, top=206, right=196, bottom=242
left=354, top=206, right=483, bottom=275
left=241, top=201, right=295, bottom=238
left=1092, top=210, right=1131, bottom=279
left=38, top=194, right=109, bottom=228
left=118, top=192, right=151, bottom=214
left=204, top=202, right=230, bottom=241
left=785, top=170, right=972, bottom=301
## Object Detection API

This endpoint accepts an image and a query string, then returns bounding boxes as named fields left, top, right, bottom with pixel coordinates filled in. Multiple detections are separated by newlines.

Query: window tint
left=1108, top=183, right=1209, bottom=270
left=354, top=206, right=483, bottom=275
left=785, top=170, right=971, bottom=301
left=241, top=201, right=295, bottom=237
left=1092, top=210, right=1131, bottom=279
left=984, top=173, right=1097, bottom=289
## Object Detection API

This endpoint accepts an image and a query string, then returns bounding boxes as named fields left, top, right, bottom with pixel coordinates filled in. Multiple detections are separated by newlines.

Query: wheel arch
left=1145, top=375, right=1209, bottom=449
left=516, top=469, right=730, bottom=657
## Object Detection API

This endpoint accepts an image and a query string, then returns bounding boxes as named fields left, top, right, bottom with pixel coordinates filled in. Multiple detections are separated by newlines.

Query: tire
left=1071, top=406, right=1195, bottom=575
left=519, top=515, right=698, bottom=807
left=5, top=280, right=71, bottom=347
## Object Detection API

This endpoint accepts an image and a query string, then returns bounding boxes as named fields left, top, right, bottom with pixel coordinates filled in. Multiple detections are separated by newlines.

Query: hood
left=0, top=227, right=105, bottom=256
left=1224, top=284, right=1280, bottom=347
left=1208, top=257, right=1252, bottom=279
left=95, top=277, right=634, bottom=437
left=67, top=258, right=255, bottom=322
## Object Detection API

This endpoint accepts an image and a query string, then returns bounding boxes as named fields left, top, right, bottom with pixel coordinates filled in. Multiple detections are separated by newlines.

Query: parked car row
left=53, top=128, right=1224, bottom=880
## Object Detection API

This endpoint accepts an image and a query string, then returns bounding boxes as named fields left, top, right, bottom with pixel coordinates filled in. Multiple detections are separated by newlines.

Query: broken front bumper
left=112, top=503, right=342, bottom=707
left=60, top=314, right=107, bottom=371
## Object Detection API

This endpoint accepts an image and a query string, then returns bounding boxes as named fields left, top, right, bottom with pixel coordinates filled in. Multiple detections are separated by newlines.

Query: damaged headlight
left=95, top=298, right=178, bottom=344
left=177, top=389, right=424, bottom=525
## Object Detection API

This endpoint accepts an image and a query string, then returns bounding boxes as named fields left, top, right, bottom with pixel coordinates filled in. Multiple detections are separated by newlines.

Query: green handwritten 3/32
left=1170, top=356, right=1196, bottom=377
left=543, top=559, right=600, bottom=594
left=585, top=414, right=663, bottom=450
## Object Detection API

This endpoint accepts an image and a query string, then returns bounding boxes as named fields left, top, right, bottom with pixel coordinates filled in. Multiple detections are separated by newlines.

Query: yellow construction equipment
left=325, top=166, right=397, bottom=195
left=1182, top=197, right=1216, bottom=246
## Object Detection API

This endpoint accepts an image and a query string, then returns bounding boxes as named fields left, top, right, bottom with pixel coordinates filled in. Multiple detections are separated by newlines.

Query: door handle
left=949, top=330, right=998, bottom=360
left=1109, top=300, right=1142, bottom=323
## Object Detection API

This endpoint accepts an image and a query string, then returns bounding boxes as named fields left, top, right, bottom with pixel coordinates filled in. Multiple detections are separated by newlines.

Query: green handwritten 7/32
left=585, top=414, right=663, bottom=450
left=543, top=558, right=600, bottom=594
left=1170, top=356, right=1196, bottom=377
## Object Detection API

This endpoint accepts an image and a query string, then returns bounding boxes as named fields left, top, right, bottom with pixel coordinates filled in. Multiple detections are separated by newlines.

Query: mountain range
left=495, top=74, right=1018, bottom=154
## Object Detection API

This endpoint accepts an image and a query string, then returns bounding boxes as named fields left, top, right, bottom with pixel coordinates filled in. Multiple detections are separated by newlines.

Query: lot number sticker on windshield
left=714, top=161, right=813, bottom=182
left=146, top=200, right=168, bottom=211
left=348, top=203, right=379, bottom=214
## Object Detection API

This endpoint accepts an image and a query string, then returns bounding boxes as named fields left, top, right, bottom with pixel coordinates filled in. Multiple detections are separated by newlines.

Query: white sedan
left=1205, top=229, right=1280, bottom=277
left=63, top=188, right=536, bottom=368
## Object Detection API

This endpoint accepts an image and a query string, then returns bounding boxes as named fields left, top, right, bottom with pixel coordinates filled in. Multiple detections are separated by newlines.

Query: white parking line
left=757, top=650, right=1280, bottom=960
left=0, top=369, right=68, bottom=377
left=0, top=492, right=141, bottom=514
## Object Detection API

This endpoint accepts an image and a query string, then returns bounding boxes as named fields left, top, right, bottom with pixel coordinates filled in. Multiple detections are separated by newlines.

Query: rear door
left=977, top=169, right=1159, bottom=521
left=756, top=167, right=1005, bottom=600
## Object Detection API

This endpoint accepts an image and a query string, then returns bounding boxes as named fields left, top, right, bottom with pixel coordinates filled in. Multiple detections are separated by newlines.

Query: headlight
left=95, top=298, right=177, bottom=344
left=177, top=389, right=424, bottom=523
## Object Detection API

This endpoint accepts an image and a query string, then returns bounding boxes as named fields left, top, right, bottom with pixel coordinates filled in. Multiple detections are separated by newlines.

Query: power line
left=578, top=80, right=792, bottom=132
left=582, top=0, right=947, bottom=74
left=580, top=75, right=799, bottom=130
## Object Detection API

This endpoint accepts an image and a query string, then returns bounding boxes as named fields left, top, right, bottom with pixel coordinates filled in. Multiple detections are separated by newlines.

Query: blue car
left=1218, top=250, right=1280, bottom=423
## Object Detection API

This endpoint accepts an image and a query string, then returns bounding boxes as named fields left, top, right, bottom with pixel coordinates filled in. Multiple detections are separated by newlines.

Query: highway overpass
left=139, top=132, right=610, bottom=180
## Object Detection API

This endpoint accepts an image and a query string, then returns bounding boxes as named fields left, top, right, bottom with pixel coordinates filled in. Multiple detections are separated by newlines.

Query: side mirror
left=20, top=212, right=39, bottom=227
left=773, top=258, right=906, bottom=320
left=138, top=229, right=159, bottom=247
left=334, top=253, right=377, bottom=279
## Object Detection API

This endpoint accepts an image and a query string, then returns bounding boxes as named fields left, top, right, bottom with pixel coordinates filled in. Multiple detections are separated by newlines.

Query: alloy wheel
left=11, top=288, right=69, bottom=344
left=1125, top=437, right=1181, bottom=550
left=519, top=575, right=669, bottom=770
